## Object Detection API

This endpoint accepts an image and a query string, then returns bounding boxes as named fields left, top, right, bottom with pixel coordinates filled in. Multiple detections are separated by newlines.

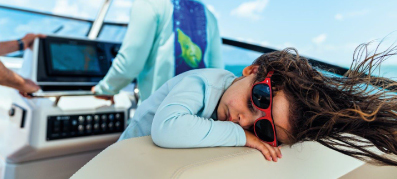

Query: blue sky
left=201, top=0, right=397, bottom=67
left=1, top=0, right=397, bottom=77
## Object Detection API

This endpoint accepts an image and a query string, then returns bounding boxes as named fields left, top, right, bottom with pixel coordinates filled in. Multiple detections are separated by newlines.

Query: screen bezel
left=44, top=37, right=108, bottom=77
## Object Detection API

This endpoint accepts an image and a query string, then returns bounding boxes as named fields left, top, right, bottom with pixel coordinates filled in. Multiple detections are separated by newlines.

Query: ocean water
left=225, top=64, right=245, bottom=77
left=375, top=65, right=397, bottom=79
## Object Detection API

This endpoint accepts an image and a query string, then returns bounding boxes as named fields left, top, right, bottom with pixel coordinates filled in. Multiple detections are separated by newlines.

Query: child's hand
left=244, top=130, right=282, bottom=162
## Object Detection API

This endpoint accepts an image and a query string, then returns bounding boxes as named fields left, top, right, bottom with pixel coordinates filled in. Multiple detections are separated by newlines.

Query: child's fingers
left=272, top=145, right=282, bottom=158
left=257, top=145, right=273, bottom=161
left=262, top=143, right=279, bottom=162
left=255, top=142, right=278, bottom=162
left=244, top=130, right=281, bottom=162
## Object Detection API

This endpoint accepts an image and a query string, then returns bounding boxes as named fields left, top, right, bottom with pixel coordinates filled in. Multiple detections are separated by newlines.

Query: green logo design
left=177, top=28, right=203, bottom=68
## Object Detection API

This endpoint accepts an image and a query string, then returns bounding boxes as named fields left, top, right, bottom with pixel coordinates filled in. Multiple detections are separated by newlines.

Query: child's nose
left=238, top=113, right=257, bottom=129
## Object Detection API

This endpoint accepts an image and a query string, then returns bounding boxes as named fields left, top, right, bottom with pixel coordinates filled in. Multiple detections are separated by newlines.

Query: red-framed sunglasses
left=250, top=71, right=280, bottom=147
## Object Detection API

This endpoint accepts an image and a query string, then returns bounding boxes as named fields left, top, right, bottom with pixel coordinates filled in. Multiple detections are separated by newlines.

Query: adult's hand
left=91, top=86, right=114, bottom=104
left=22, top=33, right=46, bottom=49
left=18, top=78, right=40, bottom=98
left=244, top=130, right=282, bottom=162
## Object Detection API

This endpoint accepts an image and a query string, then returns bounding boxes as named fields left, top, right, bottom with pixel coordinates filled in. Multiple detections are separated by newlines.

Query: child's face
left=217, top=66, right=291, bottom=143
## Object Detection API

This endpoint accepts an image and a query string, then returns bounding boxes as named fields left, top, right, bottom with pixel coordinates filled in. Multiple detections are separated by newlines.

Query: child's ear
left=242, top=65, right=259, bottom=76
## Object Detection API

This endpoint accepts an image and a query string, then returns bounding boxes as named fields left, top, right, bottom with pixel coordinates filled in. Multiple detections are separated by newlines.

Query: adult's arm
left=0, top=61, right=39, bottom=93
left=0, top=34, right=45, bottom=56
left=0, top=41, right=19, bottom=56
left=94, top=0, right=158, bottom=95
left=151, top=75, right=246, bottom=148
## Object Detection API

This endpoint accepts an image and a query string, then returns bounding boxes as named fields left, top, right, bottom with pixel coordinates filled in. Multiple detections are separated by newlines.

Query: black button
left=71, top=119, right=78, bottom=126
left=94, top=123, right=100, bottom=130
left=94, top=115, right=100, bottom=122
left=8, top=108, right=15, bottom=116
left=101, top=123, right=107, bottom=131
left=62, top=120, right=70, bottom=132
left=50, top=133, right=60, bottom=138
left=78, top=116, right=85, bottom=124
left=78, top=125, right=84, bottom=135
left=108, top=122, right=114, bottom=131
left=53, top=120, right=61, bottom=133
left=86, top=115, right=92, bottom=123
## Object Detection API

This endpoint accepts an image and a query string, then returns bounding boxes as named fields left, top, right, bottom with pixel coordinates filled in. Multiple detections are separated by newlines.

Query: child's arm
left=151, top=75, right=246, bottom=148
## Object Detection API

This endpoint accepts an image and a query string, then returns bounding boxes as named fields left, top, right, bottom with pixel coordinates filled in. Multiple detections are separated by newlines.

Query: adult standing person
left=0, top=33, right=44, bottom=93
left=92, top=0, right=223, bottom=103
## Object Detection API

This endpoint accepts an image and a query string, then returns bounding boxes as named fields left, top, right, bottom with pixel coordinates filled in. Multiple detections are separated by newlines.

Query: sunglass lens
left=255, top=120, right=274, bottom=142
left=252, top=84, right=271, bottom=109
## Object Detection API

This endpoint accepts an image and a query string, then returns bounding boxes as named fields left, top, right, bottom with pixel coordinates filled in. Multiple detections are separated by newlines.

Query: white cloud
left=15, top=18, right=55, bottom=34
left=271, top=42, right=295, bottom=50
left=345, top=42, right=361, bottom=51
left=14, top=18, right=88, bottom=37
left=348, top=9, right=370, bottom=17
left=113, top=0, right=133, bottom=7
left=260, top=41, right=269, bottom=47
left=0, top=0, right=48, bottom=11
left=52, top=0, right=89, bottom=19
left=0, top=0, right=29, bottom=6
left=312, top=34, right=327, bottom=45
left=281, top=42, right=294, bottom=48
left=236, top=37, right=256, bottom=44
left=207, top=4, right=221, bottom=19
left=388, top=12, right=397, bottom=18
left=0, top=18, right=8, bottom=25
left=231, top=0, right=269, bottom=20
left=334, top=9, right=370, bottom=21
left=114, top=12, right=130, bottom=22
left=51, top=0, right=102, bottom=19
left=236, top=38, right=270, bottom=47
left=103, top=0, right=133, bottom=23
left=335, top=13, right=343, bottom=20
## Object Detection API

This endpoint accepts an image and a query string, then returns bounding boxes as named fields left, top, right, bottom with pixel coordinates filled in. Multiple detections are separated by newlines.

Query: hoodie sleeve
left=94, top=0, right=158, bottom=95
left=151, top=74, right=246, bottom=148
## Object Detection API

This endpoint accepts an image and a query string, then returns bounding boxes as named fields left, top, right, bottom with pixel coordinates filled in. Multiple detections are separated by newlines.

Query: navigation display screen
left=49, top=43, right=101, bottom=73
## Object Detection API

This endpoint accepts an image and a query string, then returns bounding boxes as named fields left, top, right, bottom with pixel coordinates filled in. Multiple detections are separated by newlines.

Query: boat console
left=0, top=36, right=134, bottom=179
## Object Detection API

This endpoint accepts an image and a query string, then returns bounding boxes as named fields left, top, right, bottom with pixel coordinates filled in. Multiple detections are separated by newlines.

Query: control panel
left=34, top=36, right=121, bottom=91
left=46, top=112, right=125, bottom=141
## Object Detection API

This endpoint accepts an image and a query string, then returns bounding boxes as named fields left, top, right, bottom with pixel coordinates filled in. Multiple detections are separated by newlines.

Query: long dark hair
left=252, top=42, right=397, bottom=166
